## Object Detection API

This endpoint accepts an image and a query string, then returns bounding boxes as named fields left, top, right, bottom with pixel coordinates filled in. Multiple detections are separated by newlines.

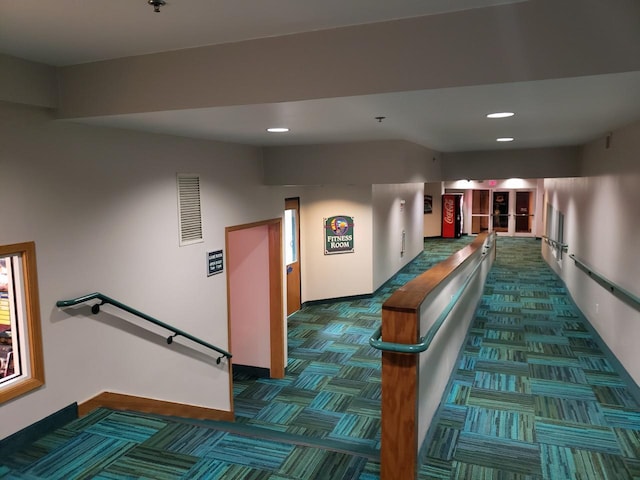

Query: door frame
left=285, top=197, right=301, bottom=316
left=225, top=218, right=285, bottom=411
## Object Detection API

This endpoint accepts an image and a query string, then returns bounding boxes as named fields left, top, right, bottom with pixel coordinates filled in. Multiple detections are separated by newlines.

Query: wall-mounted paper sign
left=207, top=250, right=224, bottom=276
left=324, top=215, right=354, bottom=255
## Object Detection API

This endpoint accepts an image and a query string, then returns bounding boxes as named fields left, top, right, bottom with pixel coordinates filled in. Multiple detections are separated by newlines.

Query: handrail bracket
left=91, top=300, right=106, bottom=315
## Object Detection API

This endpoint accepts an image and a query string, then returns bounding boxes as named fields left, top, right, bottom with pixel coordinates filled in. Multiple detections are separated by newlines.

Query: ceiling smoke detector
left=148, top=0, right=166, bottom=13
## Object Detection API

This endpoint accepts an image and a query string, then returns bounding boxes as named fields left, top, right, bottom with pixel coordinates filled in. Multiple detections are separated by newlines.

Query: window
left=0, top=242, right=44, bottom=404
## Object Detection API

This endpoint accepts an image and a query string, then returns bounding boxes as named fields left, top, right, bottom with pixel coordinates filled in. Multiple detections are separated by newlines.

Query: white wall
left=423, top=182, right=443, bottom=237
left=0, top=102, right=284, bottom=439
left=442, top=147, right=580, bottom=181
left=543, top=121, right=640, bottom=385
left=281, top=185, right=374, bottom=302
left=372, top=183, right=425, bottom=290
left=0, top=54, right=57, bottom=108
left=263, top=141, right=440, bottom=186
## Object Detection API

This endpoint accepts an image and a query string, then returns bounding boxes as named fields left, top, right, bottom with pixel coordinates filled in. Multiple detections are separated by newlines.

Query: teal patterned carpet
left=1, top=237, right=638, bottom=479
left=421, top=238, right=640, bottom=479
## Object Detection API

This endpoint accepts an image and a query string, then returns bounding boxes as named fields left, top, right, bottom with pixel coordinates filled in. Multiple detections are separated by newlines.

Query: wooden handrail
left=383, top=233, right=491, bottom=313
left=370, top=236, right=493, bottom=353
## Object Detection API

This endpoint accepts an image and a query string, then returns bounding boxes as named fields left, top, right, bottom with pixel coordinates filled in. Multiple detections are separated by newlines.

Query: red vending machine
left=442, top=194, right=463, bottom=238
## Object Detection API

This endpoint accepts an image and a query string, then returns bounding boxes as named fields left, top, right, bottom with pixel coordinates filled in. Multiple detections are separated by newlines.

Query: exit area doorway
left=471, top=189, right=536, bottom=236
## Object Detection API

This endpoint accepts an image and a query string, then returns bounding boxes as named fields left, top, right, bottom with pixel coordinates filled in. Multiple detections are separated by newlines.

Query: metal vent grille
left=177, top=174, right=203, bottom=246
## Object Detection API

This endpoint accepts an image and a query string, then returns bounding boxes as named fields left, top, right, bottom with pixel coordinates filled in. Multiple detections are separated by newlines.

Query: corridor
left=232, top=237, right=640, bottom=479
left=1, top=238, right=638, bottom=479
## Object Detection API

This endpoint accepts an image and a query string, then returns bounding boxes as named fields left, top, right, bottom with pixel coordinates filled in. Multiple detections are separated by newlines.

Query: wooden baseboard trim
left=78, top=391, right=234, bottom=422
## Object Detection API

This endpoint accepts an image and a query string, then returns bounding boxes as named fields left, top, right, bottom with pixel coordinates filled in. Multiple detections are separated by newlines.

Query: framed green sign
left=324, top=215, right=354, bottom=255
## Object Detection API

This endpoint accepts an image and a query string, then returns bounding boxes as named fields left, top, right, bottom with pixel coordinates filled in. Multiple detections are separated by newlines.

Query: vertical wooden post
left=380, top=306, right=419, bottom=480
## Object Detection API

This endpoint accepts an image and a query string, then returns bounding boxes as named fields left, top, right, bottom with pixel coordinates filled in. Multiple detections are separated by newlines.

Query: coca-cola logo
left=444, top=198, right=454, bottom=224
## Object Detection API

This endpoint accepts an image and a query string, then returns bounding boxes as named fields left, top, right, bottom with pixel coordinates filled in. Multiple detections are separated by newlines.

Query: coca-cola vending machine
left=442, top=194, right=463, bottom=238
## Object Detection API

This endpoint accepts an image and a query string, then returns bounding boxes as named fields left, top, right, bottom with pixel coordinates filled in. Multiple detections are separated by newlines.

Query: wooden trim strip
left=269, top=220, right=285, bottom=378
left=78, top=391, right=234, bottom=422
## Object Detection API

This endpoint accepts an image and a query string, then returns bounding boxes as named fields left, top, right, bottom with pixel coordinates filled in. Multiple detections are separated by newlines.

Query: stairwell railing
left=569, top=254, right=640, bottom=312
left=56, top=292, right=231, bottom=363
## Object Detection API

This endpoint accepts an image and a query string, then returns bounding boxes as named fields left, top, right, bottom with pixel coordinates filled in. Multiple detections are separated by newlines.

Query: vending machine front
left=442, top=194, right=463, bottom=238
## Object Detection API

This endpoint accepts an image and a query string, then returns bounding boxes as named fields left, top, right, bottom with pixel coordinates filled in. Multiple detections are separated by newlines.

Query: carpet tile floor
left=419, top=237, right=640, bottom=480
left=1, top=237, right=638, bottom=479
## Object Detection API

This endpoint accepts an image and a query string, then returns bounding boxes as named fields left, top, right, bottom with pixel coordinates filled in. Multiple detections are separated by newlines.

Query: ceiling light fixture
left=148, top=0, right=166, bottom=13
left=487, top=112, right=515, bottom=119
left=266, top=127, right=290, bottom=133
left=496, top=137, right=514, bottom=142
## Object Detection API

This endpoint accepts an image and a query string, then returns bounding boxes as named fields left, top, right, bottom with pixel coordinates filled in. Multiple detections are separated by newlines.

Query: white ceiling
left=77, top=73, right=640, bottom=152
left=2, top=0, right=639, bottom=152
left=0, top=0, right=527, bottom=66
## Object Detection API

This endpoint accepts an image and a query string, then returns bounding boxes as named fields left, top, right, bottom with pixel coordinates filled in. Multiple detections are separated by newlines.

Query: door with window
left=492, top=191, right=510, bottom=233
left=471, top=190, right=490, bottom=234
left=285, top=198, right=301, bottom=316
left=514, top=190, right=535, bottom=236
left=490, top=190, right=536, bottom=236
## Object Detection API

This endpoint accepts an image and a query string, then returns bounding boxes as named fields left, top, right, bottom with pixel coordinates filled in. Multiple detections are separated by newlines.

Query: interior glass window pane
left=284, top=209, right=297, bottom=265
left=1, top=256, right=21, bottom=383
left=492, top=191, right=509, bottom=232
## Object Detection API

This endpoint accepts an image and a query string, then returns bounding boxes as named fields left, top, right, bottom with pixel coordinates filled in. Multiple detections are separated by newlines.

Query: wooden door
left=285, top=198, right=301, bottom=316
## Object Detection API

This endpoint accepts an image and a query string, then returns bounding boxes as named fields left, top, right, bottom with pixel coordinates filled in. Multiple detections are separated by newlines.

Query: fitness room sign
left=324, top=215, right=354, bottom=255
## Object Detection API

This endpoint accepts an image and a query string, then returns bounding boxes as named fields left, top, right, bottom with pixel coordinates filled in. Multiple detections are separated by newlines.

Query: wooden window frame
left=0, top=241, right=45, bottom=403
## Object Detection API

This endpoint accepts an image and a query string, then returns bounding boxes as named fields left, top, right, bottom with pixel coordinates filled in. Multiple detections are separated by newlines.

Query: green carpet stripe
left=541, top=444, right=631, bottom=480
left=534, top=419, right=621, bottom=454
left=464, top=406, right=535, bottom=442
left=467, top=387, right=536, bottom=414
left=101, top=445, right=198, bottom=479
left=24, top=432, right=136, bottom=479
left=453, top=431, right=542, bottom=475
left=534, top=396, right=606, bottom=425
left=200, top=433, right=293, bottom=471
left=529, top=378, right=597, bottom=401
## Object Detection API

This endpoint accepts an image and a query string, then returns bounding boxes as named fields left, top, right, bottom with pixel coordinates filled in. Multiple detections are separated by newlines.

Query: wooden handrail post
left=378, top=233, right=491, bottom=479
left=380, top=306, right=419, bottom=480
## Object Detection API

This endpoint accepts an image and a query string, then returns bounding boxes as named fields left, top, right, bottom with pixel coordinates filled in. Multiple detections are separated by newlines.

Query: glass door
left=471, top=190, right=490, bottom=234
left=492, top=191, right=510, bottom=233
left=487, top=190, right=536, bottom=236
left=468, top=188, right=537, bottom=237
left=514, top=190, right=535, bottom=236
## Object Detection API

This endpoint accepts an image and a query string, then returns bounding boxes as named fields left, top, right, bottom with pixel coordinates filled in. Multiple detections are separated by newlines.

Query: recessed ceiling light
left=496, top=137, right=514, bottom=142
left=487, top=112, right=515, bottom=119
left=266, top=127, right=290, bottom=133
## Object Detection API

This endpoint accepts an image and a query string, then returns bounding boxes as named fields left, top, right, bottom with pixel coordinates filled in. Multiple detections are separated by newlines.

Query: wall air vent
left=177, top=174, right=203, bottom=246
